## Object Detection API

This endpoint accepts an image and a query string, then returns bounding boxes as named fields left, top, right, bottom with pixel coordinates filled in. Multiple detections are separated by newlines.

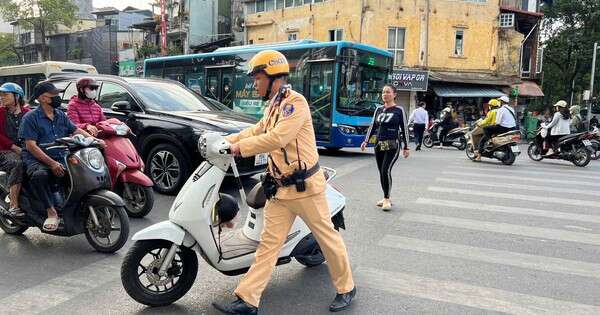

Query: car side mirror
left=111, top=101, right=132, bottom=113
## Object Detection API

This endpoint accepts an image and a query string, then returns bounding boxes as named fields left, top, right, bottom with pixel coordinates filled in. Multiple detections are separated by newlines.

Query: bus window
left=308, top=62, right=333, bottom=141
left=145, top=61, right=164, bottom=78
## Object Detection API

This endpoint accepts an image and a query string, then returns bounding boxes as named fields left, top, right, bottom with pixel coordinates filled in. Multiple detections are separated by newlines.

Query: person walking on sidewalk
left=361, top=84, right=410, bottom=211
left=408, top=101, right=429, bottom=150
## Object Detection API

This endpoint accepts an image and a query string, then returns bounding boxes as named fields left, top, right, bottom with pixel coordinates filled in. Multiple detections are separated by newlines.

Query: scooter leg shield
left=85, top=189, right=125, bottom=207
left=120, top=170, right=154, bottom=187
left=132, top=220, right=186, bottom=245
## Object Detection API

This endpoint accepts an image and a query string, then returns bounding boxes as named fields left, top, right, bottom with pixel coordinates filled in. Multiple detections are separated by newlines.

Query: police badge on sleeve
left=282, top=103, right=295, bottom=117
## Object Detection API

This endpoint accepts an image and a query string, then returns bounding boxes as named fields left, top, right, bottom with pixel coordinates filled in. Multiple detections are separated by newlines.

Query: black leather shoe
left=329, top=287, right=357, bottom=312
left=213, top=298, right=258, bottom=315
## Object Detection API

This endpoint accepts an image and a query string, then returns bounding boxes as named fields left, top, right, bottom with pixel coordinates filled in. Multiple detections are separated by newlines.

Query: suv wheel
left=146, top=143, right=190, bottom=195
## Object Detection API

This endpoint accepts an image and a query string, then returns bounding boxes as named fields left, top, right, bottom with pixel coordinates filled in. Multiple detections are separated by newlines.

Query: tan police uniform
left=226, top=89, right=354, bottom=307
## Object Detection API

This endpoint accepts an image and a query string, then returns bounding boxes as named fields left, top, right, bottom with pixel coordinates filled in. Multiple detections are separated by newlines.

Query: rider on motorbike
left=67, top=78, right=113, bottom=136
left=474, top=99, right=500, bottom=160
left=438, top=106, right=455, bottom=148
left=543, top=100, right=571, bottom=156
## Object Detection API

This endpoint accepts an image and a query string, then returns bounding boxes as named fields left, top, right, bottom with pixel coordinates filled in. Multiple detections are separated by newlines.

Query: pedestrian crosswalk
left=361, top=160, right=600, bottom=314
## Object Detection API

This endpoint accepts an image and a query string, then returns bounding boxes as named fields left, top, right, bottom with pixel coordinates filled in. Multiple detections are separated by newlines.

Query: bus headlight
left=338, top=125, right=357, bottom=135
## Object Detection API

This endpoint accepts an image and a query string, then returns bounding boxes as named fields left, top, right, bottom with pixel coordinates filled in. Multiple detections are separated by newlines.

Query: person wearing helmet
left=67, top=77, right=106, bottom=137
left=569, top=105, right=583, bottom=133
left=437, top=105, right=455, bottom=148
left=0, top=83, right=30, bottom=217
left=213, top=50, right=355, bottom=315
left=543, top=100, right=572, bottom=156
left=473, top=99, right=501, bottom=160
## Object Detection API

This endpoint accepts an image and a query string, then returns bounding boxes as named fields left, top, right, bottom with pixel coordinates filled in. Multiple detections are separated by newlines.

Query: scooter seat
left=246, top=182, right=267, bottom=209
left=496, top=130, right=520, bottom=138
left=559, top=132, right=586, bottom=142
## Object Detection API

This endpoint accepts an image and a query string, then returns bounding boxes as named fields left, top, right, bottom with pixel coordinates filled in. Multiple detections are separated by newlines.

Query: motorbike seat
left=559, top=132, right=586, bottom=142
left=246, top=182, right=267, bottom=209
left=495, top=130, right=519, bottom=138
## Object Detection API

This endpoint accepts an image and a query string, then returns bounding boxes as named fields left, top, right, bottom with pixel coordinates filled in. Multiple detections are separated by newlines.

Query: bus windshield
left=337, top=63, right=388, bottom=117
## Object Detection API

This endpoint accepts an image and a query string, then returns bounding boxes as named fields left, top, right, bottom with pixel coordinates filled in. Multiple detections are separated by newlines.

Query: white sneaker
left=382, top=199, right=392, bottom=211
left=545, top=148, right=555, bottom=156
left=376, top=199, right=385, bottom=207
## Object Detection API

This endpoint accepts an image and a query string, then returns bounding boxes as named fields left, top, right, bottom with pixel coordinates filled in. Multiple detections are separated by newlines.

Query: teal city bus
left=143, top=40, right=393, bottom=149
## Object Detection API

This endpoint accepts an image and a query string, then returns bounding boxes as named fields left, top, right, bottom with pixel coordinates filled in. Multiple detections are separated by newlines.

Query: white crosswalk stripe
left=435, top=177, right=600, bottom=196
left=379, top=235, right=600, bottom=279
left=356, top=267, right=600, bottom=315
left=443, top=170, right=600, bottom=187
left=428, top=186, right=600, bottom=208
left=448, top=165, right=600, bottom=180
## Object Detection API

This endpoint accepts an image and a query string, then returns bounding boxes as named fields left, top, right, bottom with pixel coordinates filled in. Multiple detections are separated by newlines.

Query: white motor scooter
left=120, top=132, right=346, bottom=307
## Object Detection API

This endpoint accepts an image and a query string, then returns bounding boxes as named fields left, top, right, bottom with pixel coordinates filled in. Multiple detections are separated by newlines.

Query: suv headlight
left=338, top=125, right=357, bottom=135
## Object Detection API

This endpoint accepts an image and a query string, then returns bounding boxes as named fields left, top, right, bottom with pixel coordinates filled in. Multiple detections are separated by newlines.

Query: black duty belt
left=275, top=162, right=320, bottom=187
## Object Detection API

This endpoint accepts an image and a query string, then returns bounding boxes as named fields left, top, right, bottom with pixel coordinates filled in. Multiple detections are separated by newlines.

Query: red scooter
left=96, top=119, right=154, bottom=217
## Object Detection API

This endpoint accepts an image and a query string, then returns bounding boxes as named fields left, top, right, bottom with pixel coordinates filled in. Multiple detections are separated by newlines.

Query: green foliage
left=0, top=33, right=20, bottom=66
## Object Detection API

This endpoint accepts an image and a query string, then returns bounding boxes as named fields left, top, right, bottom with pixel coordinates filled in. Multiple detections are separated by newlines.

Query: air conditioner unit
left=499, top=13, right=515, bottom=28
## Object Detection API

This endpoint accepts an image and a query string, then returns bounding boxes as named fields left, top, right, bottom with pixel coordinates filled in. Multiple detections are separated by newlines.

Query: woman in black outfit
left=360, top=84, right=410, bottom=211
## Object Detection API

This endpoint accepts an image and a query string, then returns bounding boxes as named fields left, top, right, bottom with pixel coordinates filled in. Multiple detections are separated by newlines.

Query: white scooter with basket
left=120, top=132, right=346, bottom=307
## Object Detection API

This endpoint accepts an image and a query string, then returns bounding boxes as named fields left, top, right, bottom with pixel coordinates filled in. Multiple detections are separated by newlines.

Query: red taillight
left=512, top=135, right=521, bottom=142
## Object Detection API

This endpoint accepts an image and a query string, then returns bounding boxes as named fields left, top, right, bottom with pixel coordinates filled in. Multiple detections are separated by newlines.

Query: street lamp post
left=587, top=42, right=598, bottom=129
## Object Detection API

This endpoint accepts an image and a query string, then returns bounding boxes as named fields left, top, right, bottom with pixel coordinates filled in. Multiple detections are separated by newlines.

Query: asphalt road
left=1, top=145, right=600, bottom=315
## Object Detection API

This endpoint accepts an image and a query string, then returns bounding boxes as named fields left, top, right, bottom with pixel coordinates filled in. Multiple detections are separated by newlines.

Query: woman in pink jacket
left=67, top=77, right=106, bottom=136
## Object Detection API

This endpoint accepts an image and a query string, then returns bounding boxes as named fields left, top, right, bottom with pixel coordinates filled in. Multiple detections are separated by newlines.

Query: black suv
left=48, top=74, right=266, bottom=195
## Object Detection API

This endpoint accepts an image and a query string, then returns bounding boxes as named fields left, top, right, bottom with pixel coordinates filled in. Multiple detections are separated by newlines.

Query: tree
left=0, top=33, right=21, bottom=66
left=540, top=0, right=600, bottom=106
left=0, top=0, right=77, bottom=61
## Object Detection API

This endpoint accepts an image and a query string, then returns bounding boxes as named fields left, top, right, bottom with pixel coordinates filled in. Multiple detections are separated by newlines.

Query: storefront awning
left=433, top=86, right=507, bottom=98
left=513, top=81, right=544, bottom=97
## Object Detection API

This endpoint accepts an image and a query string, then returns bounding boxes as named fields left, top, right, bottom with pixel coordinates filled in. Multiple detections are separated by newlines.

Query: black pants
left=478, top=125, right=513, bottom=152
left=545, top=135, right=563, bottom=151
left=375, top=145, right=400, bottom=199
left=25, top=161, right=62, bottom=210
left=413, top=123, right=426, bottom=147
left=0, top=151, right=23, bottom=186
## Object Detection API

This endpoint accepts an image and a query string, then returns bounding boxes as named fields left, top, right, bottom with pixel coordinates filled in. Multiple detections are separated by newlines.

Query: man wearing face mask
left=19, top=81, right=102, bottom=232
left=67, top=78, right=106, bottom=137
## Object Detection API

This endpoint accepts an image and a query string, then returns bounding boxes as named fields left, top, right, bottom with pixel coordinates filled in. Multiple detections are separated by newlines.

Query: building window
left=387, top=27, right=405, bottom=66
left=499, top=13, right=515, bottom=28
left=256, top=0, right=265, bottom=12
left=288, top=32, right=298, bottom=41
left=285, top=0, right=294, bottom=7
left=329, top=29, right=343, bottom=41
left=20, top=32, right=31, bottom=45
left=265, top=0, right=274, bottom=11
left=246, top=2, right=256, bottom=14
left=276, top=0, right=285, bottom=9
left=454, top=29, right=464, bottom=56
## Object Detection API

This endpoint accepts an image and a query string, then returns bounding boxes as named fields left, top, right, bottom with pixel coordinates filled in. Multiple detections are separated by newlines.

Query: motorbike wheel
left=572, top=147, right=591, bottom=167
left=591, top=142, right=600, bottom=160
left=121, top=240, right=198, bottom=307
left=295, top=233, right=326, bottom=267
left=456, top=137, right=467, bottom=151
left=501, top=149, right=516, bottom=165
left=122, top=184, right=154, bottom=218
left=84, top=205, right=130, bottom=253
left=423, top=135, right=434, bottom=148
left=527, top=143, right=543, bottom=162
left=0, top=193, right=28, bottom=235
left=465, top=143, right=476, bottom=161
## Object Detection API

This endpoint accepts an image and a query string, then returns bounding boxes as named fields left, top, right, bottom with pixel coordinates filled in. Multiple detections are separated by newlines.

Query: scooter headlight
left=75, top=148, right=105, bottom=172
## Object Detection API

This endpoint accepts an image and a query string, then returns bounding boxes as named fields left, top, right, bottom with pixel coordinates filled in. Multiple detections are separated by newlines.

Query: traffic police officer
left=213, top=50, right=356, bottom=314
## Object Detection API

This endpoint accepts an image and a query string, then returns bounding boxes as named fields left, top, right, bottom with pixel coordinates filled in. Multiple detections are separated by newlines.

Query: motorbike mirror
left=111, top=101, right=132, bottom=113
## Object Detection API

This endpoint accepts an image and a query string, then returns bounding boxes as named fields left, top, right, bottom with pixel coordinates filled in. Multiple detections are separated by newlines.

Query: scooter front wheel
left=423, top=135, right=434, bottom=148
left=121, top=240, right=198, bottom=307
left=84, top=205, right=129, bottom=253
left=122, top=184, right=155, bottom=218
left=465, top=143, right=476, bottom=161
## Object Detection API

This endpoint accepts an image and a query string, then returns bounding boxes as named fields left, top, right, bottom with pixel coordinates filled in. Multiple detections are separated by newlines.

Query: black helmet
left=212, top=193, right=239, bottom=225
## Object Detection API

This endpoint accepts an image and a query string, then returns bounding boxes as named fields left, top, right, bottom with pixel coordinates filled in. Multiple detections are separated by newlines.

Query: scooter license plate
left=582, top=140, right=592, bottom=146
left=255, top=153, right=268, bottom=166
left=510, top=146, right=520, bottom=153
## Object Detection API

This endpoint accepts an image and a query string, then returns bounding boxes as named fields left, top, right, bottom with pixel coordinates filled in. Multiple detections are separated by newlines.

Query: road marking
left=356, top=267, right=600, bottom=315
left=333, top=159, right=373, bottom=179
left=447, top=165, right=600, bottom=180
left=399, top=213, right=600, bottom=246
left=379, top=235, right=600, bottom=279
left=416, top=198, right=600, bottom=224
left=435, top=177, right=600, bottom=197
left=0, top=256, right=121, bottom=314
left=443, top=171, right=600, bottom=188
left=564, top=225, right=594, bottom=232
left=428, top=186, right=600, bottom=208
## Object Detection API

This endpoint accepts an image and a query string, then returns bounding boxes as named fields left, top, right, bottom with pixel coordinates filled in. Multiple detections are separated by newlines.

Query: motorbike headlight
left=87, top=148, right=104, bottom=170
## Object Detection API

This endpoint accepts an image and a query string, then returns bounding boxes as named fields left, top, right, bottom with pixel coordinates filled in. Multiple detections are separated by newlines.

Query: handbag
left=377, top=139, right=399, bottom=151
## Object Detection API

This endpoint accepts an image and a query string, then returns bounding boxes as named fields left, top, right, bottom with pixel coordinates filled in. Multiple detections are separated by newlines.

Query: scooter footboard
left=132, top=220, right=186, bottom=244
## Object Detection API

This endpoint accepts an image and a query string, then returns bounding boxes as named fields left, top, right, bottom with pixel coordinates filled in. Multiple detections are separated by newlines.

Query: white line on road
left=379, top=235, right=600, bottom=279
left=428, top=186, right=600, bottom=208
left=399, top=212, right=600, bottom=246
left=355, top=267, right=600, bottom=315
left=333, top=159, right=373, bottom=179
left=416, top=197, right=600, bottom=224
left=443, top=171, right=600, bottom=188
left=448, top=165, right=600, bottom=180
left=435, top=177, right=600, bottom=196
left=0, top=256, right=121, bottom=314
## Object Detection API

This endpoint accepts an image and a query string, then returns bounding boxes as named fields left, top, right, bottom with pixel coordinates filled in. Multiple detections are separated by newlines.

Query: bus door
left=205, top=66, right=234, bottom=108
left=306, top=60, right=334, bottom=142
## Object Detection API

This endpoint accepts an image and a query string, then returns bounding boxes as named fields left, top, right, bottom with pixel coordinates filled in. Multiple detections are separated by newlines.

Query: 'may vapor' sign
left=389, top=70, right=429, bottom=91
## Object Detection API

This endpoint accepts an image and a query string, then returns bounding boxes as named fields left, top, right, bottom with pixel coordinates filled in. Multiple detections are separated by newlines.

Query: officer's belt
left=274, top=162, right=320, bottom=187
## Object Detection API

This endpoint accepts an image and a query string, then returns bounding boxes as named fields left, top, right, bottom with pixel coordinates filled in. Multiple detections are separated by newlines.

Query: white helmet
left=499, top=95, right=510, bottom=104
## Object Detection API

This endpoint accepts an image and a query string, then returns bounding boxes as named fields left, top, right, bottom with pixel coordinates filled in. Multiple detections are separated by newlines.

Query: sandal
left=43, top=217, right=59, bottom=232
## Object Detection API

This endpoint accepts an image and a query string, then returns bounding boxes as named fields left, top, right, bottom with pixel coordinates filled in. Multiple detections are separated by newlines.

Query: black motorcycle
left=0, top=136, right=130, bottom=253
left=423, top=119, right=468, bottom=150
left=527, top=129, right=595, bottom=167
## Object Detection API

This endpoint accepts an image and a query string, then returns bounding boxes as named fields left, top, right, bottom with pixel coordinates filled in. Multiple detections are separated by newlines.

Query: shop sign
left=388, top=70, right=429, bottom=91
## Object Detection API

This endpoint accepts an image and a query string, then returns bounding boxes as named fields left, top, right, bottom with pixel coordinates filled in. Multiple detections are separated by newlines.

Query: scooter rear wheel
left=121, top=240, right=198, bottom=307
left=572, top=147, right=591, bottom=167
left=527, top=143, right=543, bottom=161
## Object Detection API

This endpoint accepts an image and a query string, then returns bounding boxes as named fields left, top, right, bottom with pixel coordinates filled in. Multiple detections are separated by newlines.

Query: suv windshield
left=130, top=81, right=229, bottom=112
